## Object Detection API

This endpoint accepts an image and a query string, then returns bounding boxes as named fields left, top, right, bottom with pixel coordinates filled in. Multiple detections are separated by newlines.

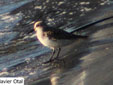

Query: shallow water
left=0, top=0, right=113, bottom=85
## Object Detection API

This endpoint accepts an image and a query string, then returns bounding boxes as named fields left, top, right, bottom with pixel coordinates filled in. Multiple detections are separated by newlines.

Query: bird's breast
left=36, top=32, right=50, bottom=46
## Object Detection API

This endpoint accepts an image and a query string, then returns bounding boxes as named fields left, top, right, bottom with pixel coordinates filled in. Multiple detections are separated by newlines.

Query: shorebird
left=34, top=21, right=88, bottom=63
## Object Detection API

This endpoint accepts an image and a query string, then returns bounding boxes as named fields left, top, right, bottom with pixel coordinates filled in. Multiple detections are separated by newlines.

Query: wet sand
left=0, top=0, right=113, bottom=85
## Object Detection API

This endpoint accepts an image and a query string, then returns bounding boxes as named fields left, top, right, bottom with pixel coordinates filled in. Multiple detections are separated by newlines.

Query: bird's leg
left=44, top=48, right=55, bottom=64
left=55, top=48, right=61, bottom=59
left=44, top=48, right=61, bottom=64
left=49, top=48, right=55, bottom=61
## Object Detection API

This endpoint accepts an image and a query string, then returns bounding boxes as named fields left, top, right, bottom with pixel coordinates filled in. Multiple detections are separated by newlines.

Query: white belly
left=36, top=31, right=74, bottom=48
left=38, top=36, right=74, bottom=48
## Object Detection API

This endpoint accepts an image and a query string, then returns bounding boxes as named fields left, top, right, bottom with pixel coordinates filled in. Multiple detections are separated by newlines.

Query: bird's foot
left=43, top=57, right=60, bottom=64
left=43, top=59, right=54, bottom=64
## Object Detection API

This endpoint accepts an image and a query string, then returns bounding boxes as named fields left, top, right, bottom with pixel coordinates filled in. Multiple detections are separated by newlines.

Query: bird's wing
left=44, top=27, right=87, bottom=40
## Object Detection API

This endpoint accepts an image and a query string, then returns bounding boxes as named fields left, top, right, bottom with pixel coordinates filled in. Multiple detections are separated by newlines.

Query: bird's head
left=34, top=21, right=43, bottom=31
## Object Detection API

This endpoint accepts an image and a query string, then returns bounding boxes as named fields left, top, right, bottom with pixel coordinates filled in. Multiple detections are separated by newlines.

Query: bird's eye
left=36, top=24, right=40, bottom=27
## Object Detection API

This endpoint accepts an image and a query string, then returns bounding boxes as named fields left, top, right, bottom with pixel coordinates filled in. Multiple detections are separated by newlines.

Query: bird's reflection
left=48, top=38, right=90, bottom=85
left=49, top=20, right=113, bottom=85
